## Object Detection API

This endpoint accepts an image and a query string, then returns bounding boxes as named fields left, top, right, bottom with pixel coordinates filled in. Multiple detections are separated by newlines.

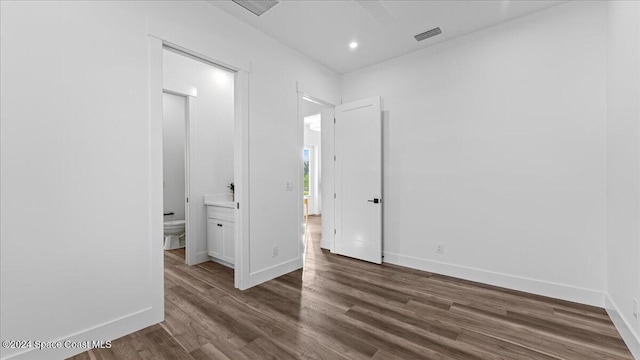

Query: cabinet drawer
left=207, top=206, right=234, bottom=222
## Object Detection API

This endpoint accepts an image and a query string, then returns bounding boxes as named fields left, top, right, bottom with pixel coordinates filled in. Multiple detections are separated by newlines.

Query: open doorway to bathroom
left=151, top=36, right=251, bottom=296
left=162, top=46, right=236, bottom=267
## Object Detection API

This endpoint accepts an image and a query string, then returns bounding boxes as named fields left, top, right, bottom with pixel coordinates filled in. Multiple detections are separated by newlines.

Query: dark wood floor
left=71, top=215, right=633, bottom=359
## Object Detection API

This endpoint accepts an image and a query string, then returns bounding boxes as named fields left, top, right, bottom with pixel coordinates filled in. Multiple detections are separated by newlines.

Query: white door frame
left=148, top=37, right=251, bottom=307
left=297, top=92, right=335, bottom=261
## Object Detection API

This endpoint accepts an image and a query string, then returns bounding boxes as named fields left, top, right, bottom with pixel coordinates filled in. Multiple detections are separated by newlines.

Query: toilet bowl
left=164, top=220, right=186, bottom=250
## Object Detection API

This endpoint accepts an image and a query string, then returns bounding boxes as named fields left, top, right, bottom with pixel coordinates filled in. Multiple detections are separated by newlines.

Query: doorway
left=161, top=46, right=237, bottom=267
left=297, top=93, right=383, bottom=266
left=298, top=93, right=333, bottom=258
left=150, top=38, right=252, bottom=292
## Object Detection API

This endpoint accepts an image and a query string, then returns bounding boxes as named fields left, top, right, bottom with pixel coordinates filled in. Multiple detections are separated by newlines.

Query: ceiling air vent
left=232, top=0, right=279, bottom=16
left=414, top=27, right=442, bottom=42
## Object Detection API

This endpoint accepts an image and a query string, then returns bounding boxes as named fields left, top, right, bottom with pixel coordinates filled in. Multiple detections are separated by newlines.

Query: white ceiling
left=208, top=0, right=564, bottom=74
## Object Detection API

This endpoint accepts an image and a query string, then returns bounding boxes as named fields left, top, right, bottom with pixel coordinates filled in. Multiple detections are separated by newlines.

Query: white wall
left=162, top=93, right=187, bottom=221
left=0, top=1, right=339, bottom=359
left=341, top=1, right=608, bottom=305
left=606, top=1, right=640, bottom=356
left=163, top=49, right=234, bottom=262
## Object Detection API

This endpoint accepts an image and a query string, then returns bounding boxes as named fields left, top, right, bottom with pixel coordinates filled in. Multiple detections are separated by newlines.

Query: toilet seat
left=164, top=220, right=185, bottom=231
left=164, top=220, right=185, bottom=226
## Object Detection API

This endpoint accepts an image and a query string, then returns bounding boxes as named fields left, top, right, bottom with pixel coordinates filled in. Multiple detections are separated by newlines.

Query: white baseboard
left=383, top=251, right=604, bottom=307
left=209, top=256, right=234, bottom=269
left=320, top=239, right=332, bottom=251
left=2, top=307, right=161, bottom=360
left=245, top=257, right=302, bottom=289
left=605, top=294, right=640, bottom=359
left=192, top=251, right=210, bottom=265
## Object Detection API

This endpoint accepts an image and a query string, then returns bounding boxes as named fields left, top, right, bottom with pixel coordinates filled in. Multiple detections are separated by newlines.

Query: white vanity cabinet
left=205, top=202, right=235, bottom=267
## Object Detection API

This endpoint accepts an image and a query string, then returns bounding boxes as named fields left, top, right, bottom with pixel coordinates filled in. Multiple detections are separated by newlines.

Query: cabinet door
left=207, top=218, right=223, bottom=258
left=221, top=220, right=235, bottom=264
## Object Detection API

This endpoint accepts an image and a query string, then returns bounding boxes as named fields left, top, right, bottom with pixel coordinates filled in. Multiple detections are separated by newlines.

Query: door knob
left=367, top=198, right=380, bottom=204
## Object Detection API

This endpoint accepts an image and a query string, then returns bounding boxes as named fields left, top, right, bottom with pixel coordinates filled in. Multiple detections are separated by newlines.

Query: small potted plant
left=228, top=182, right=235, bottom=202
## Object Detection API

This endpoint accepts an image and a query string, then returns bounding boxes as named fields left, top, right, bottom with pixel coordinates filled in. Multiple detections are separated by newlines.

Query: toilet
left=164, top=220, right=186, bottom=250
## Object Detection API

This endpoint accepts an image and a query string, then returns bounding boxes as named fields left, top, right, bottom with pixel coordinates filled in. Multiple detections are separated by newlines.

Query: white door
left=334, top=96, right=382, bottom=264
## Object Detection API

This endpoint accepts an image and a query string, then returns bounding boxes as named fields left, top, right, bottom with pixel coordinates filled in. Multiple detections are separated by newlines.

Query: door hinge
left=334, top=229, right=336, bottom=234
left=237, top=202, right=240, bottom=209
left=186, top=197, right=189, bottom=203
left=334, top=155, right=336, bottom=161
left=334, top=118, right=336, bottom=124
left=334, top=193, right=336, bottom=199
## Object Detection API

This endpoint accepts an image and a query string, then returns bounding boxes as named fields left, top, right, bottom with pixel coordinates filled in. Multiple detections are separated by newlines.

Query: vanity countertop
left=203, top=195, right=234, bottom=208
left=205, top=200, right=234, bottom=208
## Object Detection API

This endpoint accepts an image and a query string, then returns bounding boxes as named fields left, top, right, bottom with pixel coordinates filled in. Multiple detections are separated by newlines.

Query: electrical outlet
left=285, top=181, right=294, bottom=191
left=436, top=243, right=445, bottom=255
left=272, top=245, right=279, bottom=258
left=633, top=298, right=638, bottom=320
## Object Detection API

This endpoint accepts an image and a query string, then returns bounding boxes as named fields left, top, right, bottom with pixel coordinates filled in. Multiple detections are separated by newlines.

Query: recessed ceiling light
left=349, top=41, right=358, bottom=49
left=213, top=70, right=229, bottom=85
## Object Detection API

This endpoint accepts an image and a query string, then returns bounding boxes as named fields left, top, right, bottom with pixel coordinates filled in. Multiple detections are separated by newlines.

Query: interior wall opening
left=299, top=94, right=333, bottom=261
left=161, top=46, right=236, bottom=270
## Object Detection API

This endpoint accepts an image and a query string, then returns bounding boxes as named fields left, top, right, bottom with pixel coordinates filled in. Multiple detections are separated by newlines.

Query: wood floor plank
left=164, top=266, right=214, bottom=294
left=70, top=215, right=633, bottom=360
left=429, top=273, right=608, bottom=316
left=370, top=349, right=407, bottom=360
left=514, top=307, right=621, bottom=338
left=165, top=286, right=260, bottom=345
left=505, top=308, right=628, bottom=350
left=132, top=327, right=195, bottom=360
left=554, top=306, right=615, bottom=323
left=345, top=305, right=500, bottom=360
left=448, top=302, right=633, bottom=359
left=187, top=271, right=359, bottom=360
left=189, top=343, right=234, bottom=360
left=162, top=296, right=249, bottom=354
left=295, top=304, right=380, bottom=359
left=456, top=328, right=561, bottom=360
left=240, top=337, right=298, bottom=360
left=161, top=299, right=204, bottom=352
